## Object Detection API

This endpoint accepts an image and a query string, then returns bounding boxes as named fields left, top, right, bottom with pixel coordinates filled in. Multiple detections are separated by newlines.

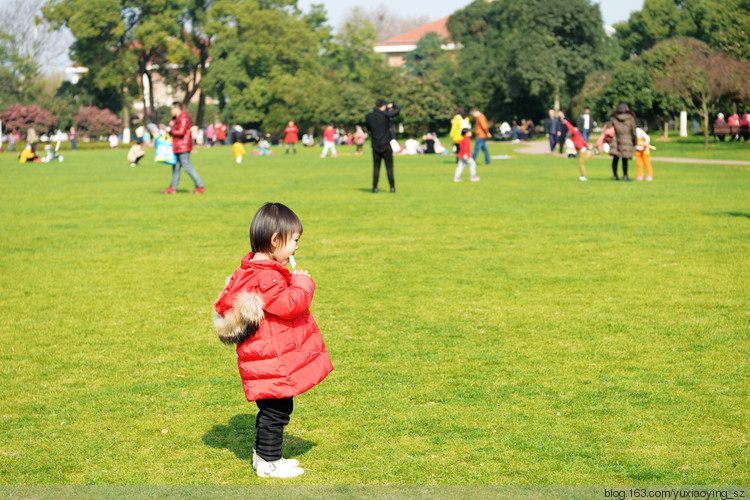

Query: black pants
left=612, top=156, right=629, bottom=178
left=373, top=148, right=394, bottom=189
left=255, top=397, right=293, bottom=461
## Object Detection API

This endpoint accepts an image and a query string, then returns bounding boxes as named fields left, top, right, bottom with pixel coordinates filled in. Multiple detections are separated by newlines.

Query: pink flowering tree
left=74, top=105, right=121, bottom=138
left=0, top=103, right=58, bottom=134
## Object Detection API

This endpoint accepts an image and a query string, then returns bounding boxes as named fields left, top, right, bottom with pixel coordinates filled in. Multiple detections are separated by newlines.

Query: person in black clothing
left=365, top=99, right=400, bottom=193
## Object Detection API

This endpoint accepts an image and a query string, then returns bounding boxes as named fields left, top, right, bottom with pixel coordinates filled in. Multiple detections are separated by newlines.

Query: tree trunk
left=553, top=88, right=560, bottom=113
left=145, top=71, right=156, bottom=122
left=663, top=119, right=669, bottom=139
left=196, top=88, right=206, bottom=127
left=122, top=92, right=131, bottom=144
left=702, top=100, right=709, bottom=150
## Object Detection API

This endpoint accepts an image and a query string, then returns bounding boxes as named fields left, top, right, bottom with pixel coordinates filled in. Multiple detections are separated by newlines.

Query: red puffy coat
left=214, top=253, right=333, bottom=401
left=171, top=111, right=193, bottom=154
left=284, top=125, right=299, bottom=143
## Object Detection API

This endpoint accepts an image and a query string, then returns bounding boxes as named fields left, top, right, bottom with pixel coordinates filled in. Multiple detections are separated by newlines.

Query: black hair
left=461, top=128, right=470, bottom=135
left=249, top=203, right=303, bottom=254
left=375, top=99, right=387, bottom=108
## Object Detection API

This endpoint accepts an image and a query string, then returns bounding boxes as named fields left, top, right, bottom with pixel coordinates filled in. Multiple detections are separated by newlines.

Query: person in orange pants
left=636, top=125, right=655, bottom=181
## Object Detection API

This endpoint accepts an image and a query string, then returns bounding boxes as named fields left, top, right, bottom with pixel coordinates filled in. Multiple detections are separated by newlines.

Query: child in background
left=284, top=120, right=299, bottom=154
left=214, top=203, right=333, bottom=479
left=233, top=141, right=246, bottom=164
left=453, top=128, right=480, bottom=182
left=320, top=123, right=337, bottom=158
left=127, top=141, right=145, bottom=167
left=352, top=125, right=367, bottom=156
left=563, top=118, right=594, bottom=181
left=635, top=125, right=655, bottom=181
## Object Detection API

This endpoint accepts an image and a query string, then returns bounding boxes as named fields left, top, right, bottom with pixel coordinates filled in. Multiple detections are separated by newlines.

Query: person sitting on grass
left=213, top=202, right=333, bottom=479
left=127, top=141, right=145, bottom=167
left=19, top=143, right=39, bottom=163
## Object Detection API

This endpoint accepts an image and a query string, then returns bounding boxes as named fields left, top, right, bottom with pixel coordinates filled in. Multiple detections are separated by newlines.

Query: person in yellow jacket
left=19, top=143, right=39, bottom=163
left=449, top=107, right=470, bottom=158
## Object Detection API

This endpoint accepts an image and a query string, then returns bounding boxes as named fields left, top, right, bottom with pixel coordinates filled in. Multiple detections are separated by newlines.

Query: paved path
left=513, top=140, right=750, bottom=166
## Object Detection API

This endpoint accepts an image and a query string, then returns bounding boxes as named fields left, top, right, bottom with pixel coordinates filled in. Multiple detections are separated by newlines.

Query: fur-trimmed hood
left=214, top=290, right=264, bottom=344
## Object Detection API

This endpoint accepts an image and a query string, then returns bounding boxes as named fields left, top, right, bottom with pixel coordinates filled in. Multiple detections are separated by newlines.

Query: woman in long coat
left=607, top=102, right=637, bottom=181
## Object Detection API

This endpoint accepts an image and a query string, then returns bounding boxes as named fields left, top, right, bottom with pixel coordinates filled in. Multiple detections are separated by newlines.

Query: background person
left=607, top=101, right=637, bottom=181
left=163, top=102, right=205, bottom=194
left=284, top=120, right=299, bottom=154
left=320, top=123, right=337, bottom=158
left=577, top=107, right=595, bottom=143
left=471, top=107, right=491, bottom=165
left=449, top=107, right=470, bottom=159
left=365, top=99, right=400, bottom=193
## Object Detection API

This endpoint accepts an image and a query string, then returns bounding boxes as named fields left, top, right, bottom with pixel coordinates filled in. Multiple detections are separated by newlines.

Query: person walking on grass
left=320, top=123, right=337, bottom=158
left=470, top=107, right=491, bottom=165
left=162, top=102, right=205, bottom=194
left=454, top=128, right=480, bottom=182
left=365, top=99, right=400, bottom=193
left=214, top=202, right=333, bottom=478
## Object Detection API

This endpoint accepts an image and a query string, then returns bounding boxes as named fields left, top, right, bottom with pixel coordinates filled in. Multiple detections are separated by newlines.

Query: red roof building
left=374, top=17, right=458, bottom=67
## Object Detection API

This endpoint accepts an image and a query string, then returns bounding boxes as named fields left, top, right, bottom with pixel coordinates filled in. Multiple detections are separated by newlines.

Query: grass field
left=1, top=139, right=748, bottom=485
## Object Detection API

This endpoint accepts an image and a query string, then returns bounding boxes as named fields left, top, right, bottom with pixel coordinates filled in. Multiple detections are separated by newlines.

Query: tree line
left=0, top=0, right=748, bottom=146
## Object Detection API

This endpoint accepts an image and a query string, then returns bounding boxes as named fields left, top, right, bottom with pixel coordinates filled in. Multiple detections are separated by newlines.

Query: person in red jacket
left=162, top=102, right=205, bottom=194
left=213, top=202, right=333, bottom=478
left=284, top=120, right=299, bottom=154
left=453, top=128, right=480, bottom=182
left=562, top=118, right=593, bottom=181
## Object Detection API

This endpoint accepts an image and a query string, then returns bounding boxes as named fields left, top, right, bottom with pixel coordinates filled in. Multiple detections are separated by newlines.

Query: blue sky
left=299, top=0, right=644, bottom=29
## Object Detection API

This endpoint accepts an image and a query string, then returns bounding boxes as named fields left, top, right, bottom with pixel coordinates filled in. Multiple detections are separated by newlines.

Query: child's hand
left=293, top=269, right=310, bottom=277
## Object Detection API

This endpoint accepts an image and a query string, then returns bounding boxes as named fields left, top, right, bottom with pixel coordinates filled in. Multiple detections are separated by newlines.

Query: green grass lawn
left=646, top=133, right=749, bottom=161
left=0, top=139, right=748, bottom=485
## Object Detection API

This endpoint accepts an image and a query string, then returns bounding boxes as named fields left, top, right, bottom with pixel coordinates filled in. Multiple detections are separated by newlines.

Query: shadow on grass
left=722, top=212, right=750, bottom=219
left=202, top=413, right=316, bottom=461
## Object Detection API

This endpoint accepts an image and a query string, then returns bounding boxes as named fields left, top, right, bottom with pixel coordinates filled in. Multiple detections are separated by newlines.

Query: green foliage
left=614, top=0, right=698, bottom=57
left=203, top=0, right=324, bottom=127
left=590, top=59, right=676, bottom=124
left=613, top=0, right=750, bottom=61
left=447, top=0, right=612, bottom=120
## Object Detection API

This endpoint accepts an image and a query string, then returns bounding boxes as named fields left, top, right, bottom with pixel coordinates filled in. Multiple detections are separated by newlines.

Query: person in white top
left=402, top=136, right=422, bottom=155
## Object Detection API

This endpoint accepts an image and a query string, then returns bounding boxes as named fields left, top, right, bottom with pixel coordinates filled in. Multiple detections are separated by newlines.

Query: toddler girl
left=213, top=202, right=333, bottom=478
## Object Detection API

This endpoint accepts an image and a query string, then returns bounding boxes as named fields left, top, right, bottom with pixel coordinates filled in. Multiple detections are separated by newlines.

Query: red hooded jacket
left=214, top=254, right=333, bottom=401
left=171, top=111, right=193, bottom=154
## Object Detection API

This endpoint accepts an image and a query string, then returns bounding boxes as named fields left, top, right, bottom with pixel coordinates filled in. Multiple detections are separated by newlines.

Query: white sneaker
left=253, top=451, right=303, bottom=478
left=252, top=448, right=300, bottom=470
left=578, top=176, right=587, bottom=181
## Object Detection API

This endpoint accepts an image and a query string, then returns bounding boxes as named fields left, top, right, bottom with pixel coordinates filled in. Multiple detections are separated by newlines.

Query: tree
left=202, top=0, right=326, bottom=128
left=403, top=32, right=455, bottom=80
left=648, top=38, right=750, bottom=148
left=447, top=0, right=611, bottom=122
left=613, top=0, right=698, bottom=57
left=338, top=5, right=429, bottom=43
left=43, top=0, right=135, bottom=127
left=0, top=0, right=68, bottom=107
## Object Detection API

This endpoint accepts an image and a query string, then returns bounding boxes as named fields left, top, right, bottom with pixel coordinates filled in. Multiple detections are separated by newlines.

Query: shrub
left=74, top=105, right=121, bottom=137
left=0, top=103, right=58, bottom=133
